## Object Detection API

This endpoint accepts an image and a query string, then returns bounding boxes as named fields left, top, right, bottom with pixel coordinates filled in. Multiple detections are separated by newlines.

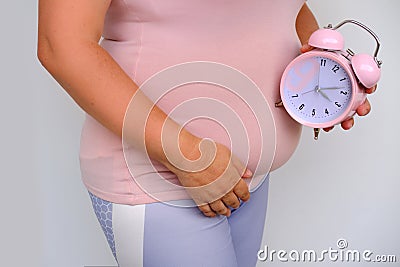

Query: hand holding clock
left=300, top=44, right=377, bottom=132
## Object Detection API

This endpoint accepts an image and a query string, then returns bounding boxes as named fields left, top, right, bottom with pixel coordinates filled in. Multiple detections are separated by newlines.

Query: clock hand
left=319, top=86, right=345, bottom=91
left=317, top=87, right=332, bottom=102
left=301, top=85, right=319, bottom=95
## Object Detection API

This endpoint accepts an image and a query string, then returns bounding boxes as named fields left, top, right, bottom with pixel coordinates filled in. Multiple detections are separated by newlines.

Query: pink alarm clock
left=277, top=20, right=382, bottom=140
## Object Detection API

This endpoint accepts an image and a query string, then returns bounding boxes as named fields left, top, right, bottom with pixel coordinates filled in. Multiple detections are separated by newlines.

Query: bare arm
left=37, top=0, right=184, bottom=163
left=37, top=0, right=251, bottom=217
left=296, top=3, right=319, bottom=45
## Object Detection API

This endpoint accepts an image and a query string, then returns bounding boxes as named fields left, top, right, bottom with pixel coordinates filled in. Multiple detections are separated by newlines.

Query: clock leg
left=275, top=100, right=283, bottom=107
left=314, top=128, right=320, bottom=140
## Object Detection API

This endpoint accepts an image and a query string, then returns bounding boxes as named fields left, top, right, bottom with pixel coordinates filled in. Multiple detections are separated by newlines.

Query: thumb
left=230, top=154, right=252, bottom=178
left=242, top=168, right=253, bottom=179
left=300, top=43, right=313, bottom=54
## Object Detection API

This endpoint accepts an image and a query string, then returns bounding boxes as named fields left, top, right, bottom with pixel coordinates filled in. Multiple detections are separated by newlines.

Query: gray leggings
left=89, top=175, right=269, bottom=267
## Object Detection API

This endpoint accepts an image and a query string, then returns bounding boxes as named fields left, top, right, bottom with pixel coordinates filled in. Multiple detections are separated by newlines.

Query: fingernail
left=244, top=169, right=253, bottom=177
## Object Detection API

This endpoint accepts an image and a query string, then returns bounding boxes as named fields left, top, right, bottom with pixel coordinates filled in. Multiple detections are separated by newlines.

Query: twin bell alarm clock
left=277, top=20, right=382, bottom=140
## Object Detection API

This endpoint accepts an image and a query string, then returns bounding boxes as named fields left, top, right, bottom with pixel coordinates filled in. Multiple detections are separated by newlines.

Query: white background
left=1, top=0, right=398, bottom=266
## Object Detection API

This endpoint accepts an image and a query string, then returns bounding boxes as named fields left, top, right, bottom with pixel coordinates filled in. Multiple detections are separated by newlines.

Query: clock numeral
left=325, top=108, right=329, bottom=115
left=321, top=59, right=326, bottom=67
left=299, top=104, right=305, bottom=110
left=340, top=90, right=348, bottom=95
left=332, top=65, right=340, bottom=73
left=291, top=94, right=299, bottom=98
left=335, top=102, right=342, bottom=108
left=340, top=77, right=347, bottom=81
left=311, top=109, right=316, bottom=116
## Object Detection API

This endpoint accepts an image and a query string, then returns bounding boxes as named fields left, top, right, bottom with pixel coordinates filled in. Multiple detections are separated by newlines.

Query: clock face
left=281, top=53, right=353, bottom=126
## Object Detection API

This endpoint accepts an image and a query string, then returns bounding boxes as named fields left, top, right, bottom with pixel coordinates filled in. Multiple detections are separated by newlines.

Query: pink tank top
left=80, top=0, right=305, bottom=205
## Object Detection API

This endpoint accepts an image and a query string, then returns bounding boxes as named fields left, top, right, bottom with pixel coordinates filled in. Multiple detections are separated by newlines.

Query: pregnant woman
left=38, top=1, right=374, bottom=266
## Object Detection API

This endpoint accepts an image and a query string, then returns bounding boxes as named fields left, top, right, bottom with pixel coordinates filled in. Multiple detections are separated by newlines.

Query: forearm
left=296, top=4, right=319, bottom=45
left=38, top=39, right=198, bottom=166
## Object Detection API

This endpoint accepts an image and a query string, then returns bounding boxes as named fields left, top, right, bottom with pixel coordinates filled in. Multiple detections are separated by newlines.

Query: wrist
left=160, top=129, right=202, bottom=173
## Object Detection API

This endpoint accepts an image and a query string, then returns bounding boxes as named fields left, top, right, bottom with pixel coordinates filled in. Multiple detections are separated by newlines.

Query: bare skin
left=37, top=0, right=250, bottom=217
left=300, top=44, right=376, bottom=132
left=38, top=2, right=369, bottom=217
left=296, top=5, right=376, bottom=131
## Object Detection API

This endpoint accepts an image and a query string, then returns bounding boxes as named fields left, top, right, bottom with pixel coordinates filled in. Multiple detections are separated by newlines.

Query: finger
left=356, top=98, right=371, bottom=116
left=233, top=179, right=250, bottom=202
left=365, top=84, right=378, bottom=94
left=341, top=117, right=354, bottom=130
left=221, top=191, right=241, bottom=209
left=323, top=126, right=334, bottom=132
left=231, top=155, right=252, bottom=178
left=300, top=44, right=313, bottom=53
left=242, top=168, right=253, bottom=179
left=198, top=204, right=217, bottom=218
left=210, top=200, right=231, bottom=217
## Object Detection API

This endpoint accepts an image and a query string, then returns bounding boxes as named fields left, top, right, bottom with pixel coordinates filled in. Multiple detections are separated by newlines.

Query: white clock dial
left=282, top=56, right=353, bottom=124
